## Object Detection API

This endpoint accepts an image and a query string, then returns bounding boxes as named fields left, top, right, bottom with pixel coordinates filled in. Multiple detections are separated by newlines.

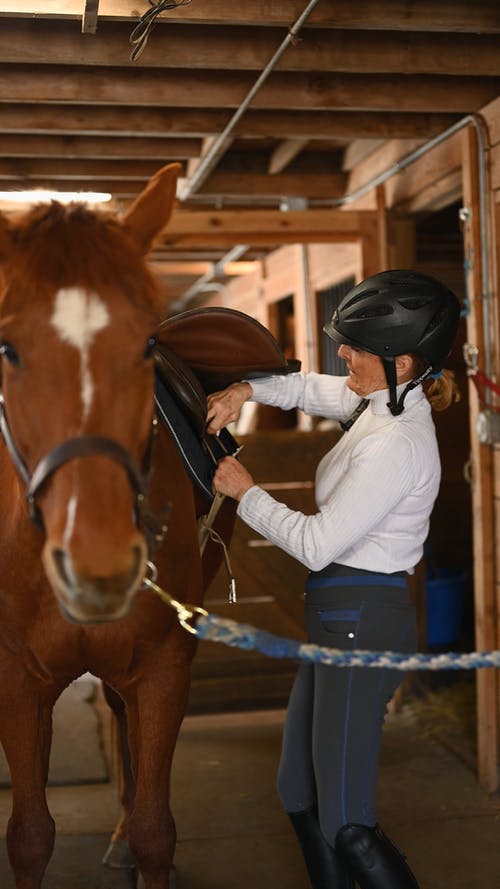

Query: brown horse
left=0, top=163, right=237, bottom=889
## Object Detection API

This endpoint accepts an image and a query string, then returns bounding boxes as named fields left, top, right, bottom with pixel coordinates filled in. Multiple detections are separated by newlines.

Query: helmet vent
left=343, top=288, right=380, bottom=309
left=423, top=305, right=447, bottom=334
left=399, top=295, right=435, bottom=310
left=350, top=304, right=393, bottom=319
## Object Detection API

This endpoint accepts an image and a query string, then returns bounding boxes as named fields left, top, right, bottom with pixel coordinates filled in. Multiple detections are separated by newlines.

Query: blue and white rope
left=195, top=613, right=500, bottom=671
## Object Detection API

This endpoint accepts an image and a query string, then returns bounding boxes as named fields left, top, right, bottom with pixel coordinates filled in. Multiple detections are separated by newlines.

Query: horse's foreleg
left=1, top=684, right=56, bottom=889
left=121, top=645, right=192, bottom=889
left=101, top=681, right=136, bottom=870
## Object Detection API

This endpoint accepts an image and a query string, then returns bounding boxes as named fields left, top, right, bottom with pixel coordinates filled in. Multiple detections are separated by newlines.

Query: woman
left=206, top=270, right=460, bottom=889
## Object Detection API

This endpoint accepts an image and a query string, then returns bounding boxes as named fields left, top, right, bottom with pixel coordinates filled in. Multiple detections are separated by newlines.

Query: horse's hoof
left=102, top=837, right=136, bottom=869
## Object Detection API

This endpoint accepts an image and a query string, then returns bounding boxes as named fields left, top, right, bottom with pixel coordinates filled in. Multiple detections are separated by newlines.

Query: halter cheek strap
left=0, top=390, right=148, bottom=527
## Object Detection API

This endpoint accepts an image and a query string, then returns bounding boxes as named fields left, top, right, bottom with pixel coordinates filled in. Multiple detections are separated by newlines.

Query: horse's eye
left=0, top=342, right=20, bottom=367
left=144, top=336, right=157, bottom=359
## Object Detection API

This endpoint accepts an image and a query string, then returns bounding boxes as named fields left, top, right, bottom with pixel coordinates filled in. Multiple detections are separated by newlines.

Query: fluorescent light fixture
left=0, top=189, right=112, bottom=205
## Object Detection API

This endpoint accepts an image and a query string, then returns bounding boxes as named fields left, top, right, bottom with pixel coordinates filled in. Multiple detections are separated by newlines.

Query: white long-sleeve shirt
left=237, top=372, right=440, bottom=574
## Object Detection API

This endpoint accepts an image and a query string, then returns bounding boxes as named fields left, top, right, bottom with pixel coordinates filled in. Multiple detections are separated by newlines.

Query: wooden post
left=461, top=124, right=499, bottom=793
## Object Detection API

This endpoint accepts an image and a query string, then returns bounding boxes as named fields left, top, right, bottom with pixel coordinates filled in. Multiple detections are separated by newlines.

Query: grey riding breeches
left=276, top=562, right=417, bottom=845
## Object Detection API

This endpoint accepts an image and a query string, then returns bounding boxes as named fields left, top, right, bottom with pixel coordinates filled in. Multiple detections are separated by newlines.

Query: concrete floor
left=0, top=705, right=499, bottom=888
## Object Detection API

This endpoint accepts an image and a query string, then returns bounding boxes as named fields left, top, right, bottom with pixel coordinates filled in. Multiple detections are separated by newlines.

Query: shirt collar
left=365, top=382, right=424, bottom=416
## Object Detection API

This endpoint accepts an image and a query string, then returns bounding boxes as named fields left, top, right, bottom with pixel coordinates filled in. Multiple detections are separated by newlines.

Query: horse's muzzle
left=45, top=543, right=146, bottom=623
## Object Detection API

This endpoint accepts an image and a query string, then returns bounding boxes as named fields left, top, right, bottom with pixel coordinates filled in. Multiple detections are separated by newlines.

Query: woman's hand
left=213, top=455, right=255, bottom=502
left=206, top=381, right=253, bottom=434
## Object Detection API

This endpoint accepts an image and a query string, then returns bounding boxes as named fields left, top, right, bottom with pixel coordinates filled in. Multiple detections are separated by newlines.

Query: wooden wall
left=203, top=99, right=500, bottom=792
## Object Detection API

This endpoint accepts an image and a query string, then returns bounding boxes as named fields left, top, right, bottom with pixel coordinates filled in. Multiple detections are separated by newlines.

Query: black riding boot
left=336, top=823, right=420, bottom=889
left=288, top=810, right=355, bottom=889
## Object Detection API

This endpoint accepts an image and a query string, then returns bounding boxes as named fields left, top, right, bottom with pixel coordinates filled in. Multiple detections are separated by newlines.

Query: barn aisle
left=1, top=705, right=499, bottom=888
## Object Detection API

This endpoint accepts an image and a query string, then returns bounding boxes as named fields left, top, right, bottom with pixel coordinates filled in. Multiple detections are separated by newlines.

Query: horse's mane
left=4, top=201, right=165, bottom=316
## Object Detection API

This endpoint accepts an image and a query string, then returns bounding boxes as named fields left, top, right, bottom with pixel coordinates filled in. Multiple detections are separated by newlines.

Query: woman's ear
left=395, top=353, right=414, bottom=382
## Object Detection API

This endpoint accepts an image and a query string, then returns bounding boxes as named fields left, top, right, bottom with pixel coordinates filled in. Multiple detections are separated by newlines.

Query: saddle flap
left=154, top=342, right=207, bottom=438
left=158, top=306, right=301, bottom=392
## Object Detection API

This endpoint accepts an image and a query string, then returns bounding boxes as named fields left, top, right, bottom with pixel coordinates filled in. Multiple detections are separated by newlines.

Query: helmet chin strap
left=382, top=358, right=435, bottom=416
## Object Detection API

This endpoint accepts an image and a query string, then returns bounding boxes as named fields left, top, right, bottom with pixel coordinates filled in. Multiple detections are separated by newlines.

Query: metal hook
left=463, top=343, right=479, bottom=376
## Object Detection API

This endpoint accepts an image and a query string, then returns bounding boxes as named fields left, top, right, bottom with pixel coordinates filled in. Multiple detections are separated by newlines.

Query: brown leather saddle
left=155, top=306, right=300, bottom=439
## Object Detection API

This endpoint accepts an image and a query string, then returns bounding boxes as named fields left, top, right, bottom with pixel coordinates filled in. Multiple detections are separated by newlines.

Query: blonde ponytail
left=422, top=368, right=461, bottom=412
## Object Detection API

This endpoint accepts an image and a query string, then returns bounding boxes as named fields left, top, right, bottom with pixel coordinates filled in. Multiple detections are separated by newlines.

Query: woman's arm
left=217, top=430, right=417, bottom=571
left=206, top=382, right=253, bottom=434
left=206, top=372, right=359, bottom=434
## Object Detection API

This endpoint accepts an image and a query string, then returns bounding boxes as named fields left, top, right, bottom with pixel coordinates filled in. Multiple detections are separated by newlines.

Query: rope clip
left=142, top=561, right=207, bottom=634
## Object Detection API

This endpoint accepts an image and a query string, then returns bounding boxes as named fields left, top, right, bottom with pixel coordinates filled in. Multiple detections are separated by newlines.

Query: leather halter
left=0, top=391, right=148, bottom=528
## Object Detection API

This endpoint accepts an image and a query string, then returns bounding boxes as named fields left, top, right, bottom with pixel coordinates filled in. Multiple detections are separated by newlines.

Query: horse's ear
left=122, top=162, right=181, bottom=255
left=0, top=212, right=14, bottom=262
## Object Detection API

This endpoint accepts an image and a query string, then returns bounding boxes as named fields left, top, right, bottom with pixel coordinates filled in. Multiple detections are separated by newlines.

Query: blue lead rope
left=195, top=613, right=500, bottom=671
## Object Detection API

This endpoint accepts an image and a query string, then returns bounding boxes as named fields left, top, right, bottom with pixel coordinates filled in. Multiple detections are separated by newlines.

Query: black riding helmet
left=324, top=269, right=461, bottom=416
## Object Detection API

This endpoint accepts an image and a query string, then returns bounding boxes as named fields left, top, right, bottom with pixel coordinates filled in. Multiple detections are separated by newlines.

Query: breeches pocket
left=310, top=599, right=417, bottom=654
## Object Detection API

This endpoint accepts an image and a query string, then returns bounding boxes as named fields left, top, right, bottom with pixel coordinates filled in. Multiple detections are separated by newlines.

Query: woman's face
left=337, top=344, right=388, bottom=396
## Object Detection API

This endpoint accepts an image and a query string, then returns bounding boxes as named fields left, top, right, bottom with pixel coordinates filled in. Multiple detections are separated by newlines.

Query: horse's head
left=0, top=164, right=181, bottom=622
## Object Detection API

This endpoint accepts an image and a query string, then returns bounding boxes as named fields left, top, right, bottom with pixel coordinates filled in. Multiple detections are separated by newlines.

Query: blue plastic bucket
left=426, top=572, right=467, bottom=647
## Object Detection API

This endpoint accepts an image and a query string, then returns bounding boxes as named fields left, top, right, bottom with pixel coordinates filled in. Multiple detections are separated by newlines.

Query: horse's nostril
left=52, top=546, right=73, bottom=589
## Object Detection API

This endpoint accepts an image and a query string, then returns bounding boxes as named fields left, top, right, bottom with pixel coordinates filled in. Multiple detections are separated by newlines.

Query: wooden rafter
left=0, top=1, right=498, bottom=33
left=1, top=20, right=500, bottom=75
left=82, top=0, right=99, bottom=34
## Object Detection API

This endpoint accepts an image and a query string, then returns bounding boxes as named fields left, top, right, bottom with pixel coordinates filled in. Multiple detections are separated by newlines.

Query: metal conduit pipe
left=311, top=113, right=493, bottom=380
left=170, top=244, right=250, bottom=312
left=177, top=0, right=321, bottom=202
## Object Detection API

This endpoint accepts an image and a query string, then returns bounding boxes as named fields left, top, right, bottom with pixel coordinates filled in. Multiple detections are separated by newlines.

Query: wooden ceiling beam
left=0, top=160, right=346, bottom=199
left=159, top=208, right=370, bottom=247
left=82, top=0, right=99, bottom=35
left=0, top=105, right=462, bottom=140
left=342, top=139, right=386, bottom=171
left=383, top=133, right=463, bottom=209
left=0, top=134, right=202, bottom=159
left=1, top=1, right=498, bottom=33
left=0, top=158, right=179, bottom=180
left=269, top=140, right=309, bottom=175
left=196, top=171, right=347, bottom=199
left=1, top=66, right=498, bottom=113
left=1, top=21, right=500, bottom=76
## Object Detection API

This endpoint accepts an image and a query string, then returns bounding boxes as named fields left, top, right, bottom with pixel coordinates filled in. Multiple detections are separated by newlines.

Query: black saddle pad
left=154, top=375, right=239, bottom=501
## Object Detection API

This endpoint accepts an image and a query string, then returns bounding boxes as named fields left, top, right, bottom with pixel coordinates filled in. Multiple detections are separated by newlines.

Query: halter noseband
left=0, top=391, right=148, bottom=528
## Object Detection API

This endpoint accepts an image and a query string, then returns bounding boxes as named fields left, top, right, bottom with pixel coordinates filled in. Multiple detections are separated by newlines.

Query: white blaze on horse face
left=51, top=287, right=110, bottom=421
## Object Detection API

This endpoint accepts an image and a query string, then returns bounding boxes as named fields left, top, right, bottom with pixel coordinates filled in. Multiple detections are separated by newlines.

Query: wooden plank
left=164, top=208, right=365, bottom=238
left=269, top=139, right=309, bottom=175
left=197, top=171, right=347, bottom=199
left=346, top=138, right=425, bottom=198
left=461, top=125, right=499, bottom=793
left=342, top=139, right=385, bottom=171
left=0, top=105, right=462, bottom=140
left=493, top=448, right=500, bottom=498
left=359, top=211, right=385, bottom=278
left=384, top=132, right=462, bottom=207
left=2, top=20, right=500, bottom=75
left=390, top=170, right=462, bottom=215
left=0, top=157, right=172, bottom=179
left=490, top=142, right=500, bottom=192
left=481, top=96, right=500, bottom=146
left=0, top=65, right=498, bottom=113
left=82, top=0, right=99, bottom=34
left=2, top=1, right=498, bottom=33
left=0, top=134, right=202, bottom=159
